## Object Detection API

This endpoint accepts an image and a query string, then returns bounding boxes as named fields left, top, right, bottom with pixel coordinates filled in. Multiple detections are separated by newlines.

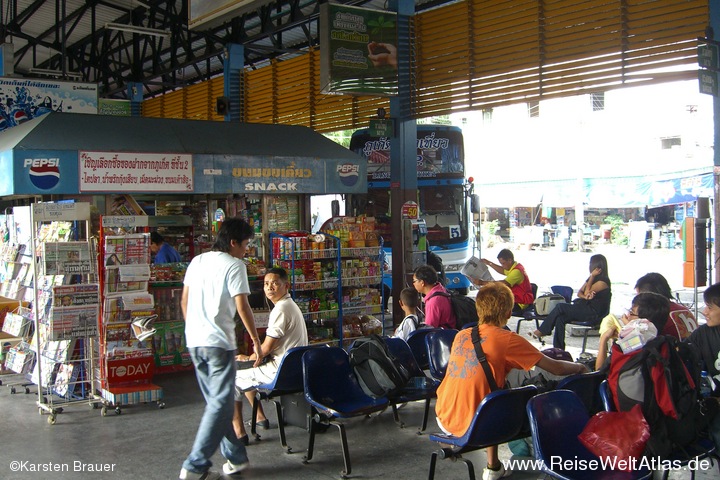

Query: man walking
left=179, top=218, right=263, bottom=480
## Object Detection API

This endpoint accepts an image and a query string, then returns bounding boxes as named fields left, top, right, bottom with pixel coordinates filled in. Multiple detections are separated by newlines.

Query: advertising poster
left=78, top=151, right=193, bottom=193
left=0, top=77, right=98, bottom=132
left=320, top=3, right=398, bottom=96
left=98, top=99, right=131, bottom=116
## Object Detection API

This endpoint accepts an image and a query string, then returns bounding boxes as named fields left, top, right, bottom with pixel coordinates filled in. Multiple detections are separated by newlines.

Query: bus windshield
left=354, top=184, right=468, bottom=249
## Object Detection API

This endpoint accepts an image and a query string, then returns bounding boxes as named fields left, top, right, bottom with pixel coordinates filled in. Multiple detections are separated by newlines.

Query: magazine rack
left=97, top=216, right=164, bottom=415
left=30, top=202, right=103, bottom=425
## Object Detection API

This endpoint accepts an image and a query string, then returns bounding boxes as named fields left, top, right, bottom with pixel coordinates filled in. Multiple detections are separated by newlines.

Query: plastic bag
left=617, top=318, right=658, bottom=354
left=578, top=404, right=650, bottom=471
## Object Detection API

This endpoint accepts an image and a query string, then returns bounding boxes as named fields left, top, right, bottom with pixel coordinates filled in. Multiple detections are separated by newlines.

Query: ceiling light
left=28, top=68, right=82, bottom=80
left=105, top=22, right=170, bottom=38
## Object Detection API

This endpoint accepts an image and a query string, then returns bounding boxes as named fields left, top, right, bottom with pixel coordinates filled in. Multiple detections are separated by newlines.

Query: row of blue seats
left=253, top=337, right=720, bottom=479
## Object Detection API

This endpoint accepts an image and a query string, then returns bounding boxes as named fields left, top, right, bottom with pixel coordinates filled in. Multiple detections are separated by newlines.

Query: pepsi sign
left=337, top=163, right=360, bottom=187
left=24, top=157, right=60, bottom=190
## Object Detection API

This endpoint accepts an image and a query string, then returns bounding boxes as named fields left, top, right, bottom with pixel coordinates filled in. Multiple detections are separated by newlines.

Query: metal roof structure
left=0, top=0, right=450, bottom=101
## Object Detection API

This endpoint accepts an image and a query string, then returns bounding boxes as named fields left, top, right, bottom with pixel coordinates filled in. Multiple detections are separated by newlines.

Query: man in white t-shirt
left=179, top=218, right=263, bottom=480
left=233, top=267, right=308, bottom=441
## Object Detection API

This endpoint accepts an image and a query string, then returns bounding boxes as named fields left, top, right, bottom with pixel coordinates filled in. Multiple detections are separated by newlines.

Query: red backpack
left=607, top=335, right=702, bottom=458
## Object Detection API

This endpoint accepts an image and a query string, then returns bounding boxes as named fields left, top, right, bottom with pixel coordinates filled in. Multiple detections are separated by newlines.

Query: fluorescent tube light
left=105, top=22, right=170, bottom=38
left=28, top=67, right=82, bottom=80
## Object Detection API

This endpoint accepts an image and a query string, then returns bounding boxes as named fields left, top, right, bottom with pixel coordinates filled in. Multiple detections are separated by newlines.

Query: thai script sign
left=79, top=151, right=193, bottom=192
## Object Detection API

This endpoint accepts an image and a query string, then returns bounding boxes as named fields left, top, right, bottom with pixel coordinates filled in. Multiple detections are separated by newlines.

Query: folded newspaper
left=461, top=256, right=494, bottom=282
left=131, top=314, right=158, bottom=342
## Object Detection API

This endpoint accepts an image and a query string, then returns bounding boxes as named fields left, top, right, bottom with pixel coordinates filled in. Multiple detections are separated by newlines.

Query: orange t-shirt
left=435, top=324, right=543, bottom=436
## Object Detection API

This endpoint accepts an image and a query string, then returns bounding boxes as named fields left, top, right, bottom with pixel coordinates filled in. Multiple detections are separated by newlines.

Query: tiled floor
left=1, top=353, right=718, bottom=480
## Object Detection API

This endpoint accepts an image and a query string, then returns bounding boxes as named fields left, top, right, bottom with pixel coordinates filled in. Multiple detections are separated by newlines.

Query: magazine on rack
left=460, top=256, right=494, bottom=282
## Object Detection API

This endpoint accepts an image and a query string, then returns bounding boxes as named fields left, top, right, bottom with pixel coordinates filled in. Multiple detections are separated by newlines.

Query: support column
left=711, top=3, right=720, bottom=282
left=389, top=0, right=417, bottom=323
left=223, top=43, right=244, bottom=122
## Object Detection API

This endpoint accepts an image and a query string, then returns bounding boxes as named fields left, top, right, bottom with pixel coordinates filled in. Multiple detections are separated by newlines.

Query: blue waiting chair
left=556, top=370, right=607, bottom=415
left=527, top=390, right=652, bottom=480
left=302, top=347, right=389, bottom=477
left=598, top=379, right=614, bottom=412
left=406, top=328, right=443, bottom=370
left=425, top=329, right=458, bottom=382
left=428, top=385, right=538, bottom=480
left=385, top=337, right=439, bottom=433
left=551, top=285, right=574, bottom=303
left=249, top=345, right=317, bottom=452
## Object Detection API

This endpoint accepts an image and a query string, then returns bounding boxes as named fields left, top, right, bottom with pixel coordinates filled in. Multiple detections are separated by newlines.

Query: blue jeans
left=182, top=347, right=248, bottom=474
left=537, top=302, right=599, bottom=350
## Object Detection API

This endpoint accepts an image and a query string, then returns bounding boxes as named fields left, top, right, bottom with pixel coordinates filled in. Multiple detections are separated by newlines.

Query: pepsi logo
left=25, top=158, right=60, bottom=190
left=337, top=163, right=359, bottom=187
left=13, top=110, right=28, bottom=124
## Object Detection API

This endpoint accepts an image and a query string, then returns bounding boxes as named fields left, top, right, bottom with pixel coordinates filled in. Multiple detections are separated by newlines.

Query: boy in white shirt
left=393, top=287, right=421, bottom=341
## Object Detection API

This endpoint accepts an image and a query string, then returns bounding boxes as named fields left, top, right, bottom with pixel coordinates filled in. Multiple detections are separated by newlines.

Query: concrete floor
left=1, top=321, right=718, bottom=480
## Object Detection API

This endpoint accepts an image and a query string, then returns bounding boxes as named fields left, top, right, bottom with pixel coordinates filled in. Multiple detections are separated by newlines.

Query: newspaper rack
left=97, top=216, right=164, bottom=415
left=30, top=202, right=104, bottom=425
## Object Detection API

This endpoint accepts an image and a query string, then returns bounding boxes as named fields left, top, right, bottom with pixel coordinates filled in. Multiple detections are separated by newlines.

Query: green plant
left=604, top=214, right=628, bottom=245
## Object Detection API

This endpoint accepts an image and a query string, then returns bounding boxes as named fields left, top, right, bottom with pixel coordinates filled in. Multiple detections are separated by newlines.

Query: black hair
left=414, top=265, right=438, bottom=285
left=635, top=272, right=673, bottom=299
left=497, top=249, right=514, bottom=262
left=703, top=282, right=720, bottom=308
left=150, top=231, right=164, bottom=244
left=400, top=287, right=419, bottom=309
left=266, top=267, right=289, bottom=282
left=212, top=218, right=254, bottom=253
left=632, top=292, right=670, bottom=333
left=589, top=254, right=609, bottom=279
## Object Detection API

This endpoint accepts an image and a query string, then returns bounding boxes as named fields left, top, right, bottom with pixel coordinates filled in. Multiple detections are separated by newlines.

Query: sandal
left=527, top=332, right=546, bottom=347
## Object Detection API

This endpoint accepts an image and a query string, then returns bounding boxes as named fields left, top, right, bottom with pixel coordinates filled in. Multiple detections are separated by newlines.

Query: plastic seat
left=598, top=379, right=614, bottom=412
left=515, top=283, right=540, bottom=334
left=556, top=370, right=607, bottom=415
left=302, top=347, right=389, bottom=477
left=526, top=390, right=652, bottom=480
left=427, top=385, right=538, bottom=480
left=551, top=285, right=573, bottom=303
left=385, top=337, right=439, bottom=433
left=249, top=345, right=316, bottom=452
left=406, top=328, right=443, bottom=370
left=425, top=329, right=458, bottom=382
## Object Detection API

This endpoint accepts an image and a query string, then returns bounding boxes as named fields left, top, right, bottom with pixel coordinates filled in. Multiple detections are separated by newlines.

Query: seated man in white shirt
left=232, top=267, right=308, bottom=443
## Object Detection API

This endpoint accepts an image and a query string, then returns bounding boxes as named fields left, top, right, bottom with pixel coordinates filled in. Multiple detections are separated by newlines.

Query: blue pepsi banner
left=0, top=77, right=98, bottom=132
left=193, top=155, right=367, bottom=194
left=12, top=150, right=80, bottom=195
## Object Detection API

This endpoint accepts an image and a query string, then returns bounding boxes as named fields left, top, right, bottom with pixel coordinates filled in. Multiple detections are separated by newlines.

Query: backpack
left=607, top=335, right=705, bottom=458
left=349, top=334, right=410, bottom=398
left=426, top=290, right=478, bottom=329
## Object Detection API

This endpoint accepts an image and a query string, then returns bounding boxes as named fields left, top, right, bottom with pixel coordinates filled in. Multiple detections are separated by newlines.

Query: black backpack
left=426, top=290, right=478, bottom=329
left=349, top=334, right=410, bottom=398
left=607, top=336, right=710, bottom=458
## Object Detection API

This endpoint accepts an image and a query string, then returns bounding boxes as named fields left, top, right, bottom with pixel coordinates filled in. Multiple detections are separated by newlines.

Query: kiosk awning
left=0, top=112, right=366, bottom=196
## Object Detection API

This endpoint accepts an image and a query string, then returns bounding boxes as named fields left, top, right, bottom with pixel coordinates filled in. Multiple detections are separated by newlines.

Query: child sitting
left=393, top=287, right=421, bottom=341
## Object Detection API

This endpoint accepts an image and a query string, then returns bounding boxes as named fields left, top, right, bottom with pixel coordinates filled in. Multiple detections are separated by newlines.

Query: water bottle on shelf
left=700, top=370, right=713, bottom=398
